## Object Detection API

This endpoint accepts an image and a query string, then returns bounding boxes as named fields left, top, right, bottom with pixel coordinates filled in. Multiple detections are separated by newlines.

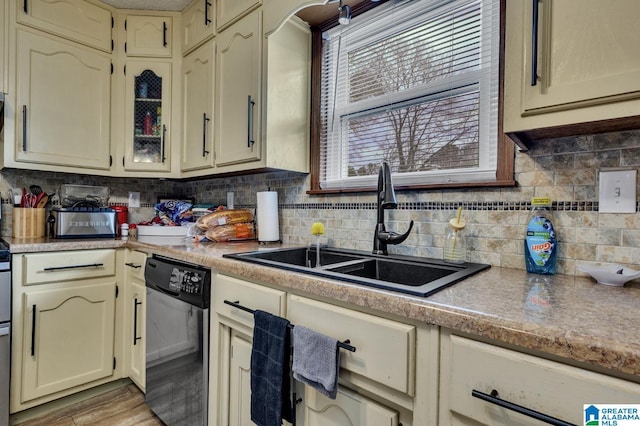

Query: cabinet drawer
left=214, top=274, right=285, bottom=329
left=440, top=333, right=640, bottom=425
left=125, top=250, right=147, bottom=282
left=288, top=295, right=415, bottom=395
left=18, top=0, right=112, bottom=52
left=20, top=250, right=116, bottom=285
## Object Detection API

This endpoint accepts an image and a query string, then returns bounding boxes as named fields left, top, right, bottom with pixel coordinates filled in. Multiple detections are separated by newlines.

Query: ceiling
left=98, top=0, right=363, bottom=26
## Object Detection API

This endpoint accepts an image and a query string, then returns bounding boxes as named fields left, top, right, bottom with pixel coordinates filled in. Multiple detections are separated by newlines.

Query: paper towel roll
left=257, top=191, right=280, bottom=242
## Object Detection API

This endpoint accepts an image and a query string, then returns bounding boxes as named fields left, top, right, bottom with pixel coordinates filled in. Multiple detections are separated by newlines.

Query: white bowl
left=578, top=264, right=640, bottom=286
left=137, top=225, right=188, bottom=237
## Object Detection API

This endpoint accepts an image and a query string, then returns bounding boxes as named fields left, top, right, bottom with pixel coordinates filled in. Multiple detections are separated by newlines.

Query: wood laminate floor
left=12, top=384, right=165, bottom=426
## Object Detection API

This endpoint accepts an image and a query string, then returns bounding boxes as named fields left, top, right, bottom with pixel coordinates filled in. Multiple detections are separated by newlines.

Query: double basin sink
left=224, top=246, right=490, bottom=297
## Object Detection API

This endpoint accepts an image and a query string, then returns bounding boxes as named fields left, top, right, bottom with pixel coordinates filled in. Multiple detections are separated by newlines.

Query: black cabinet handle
left=133, top=298, right=142, bottom=345
left=161, top=124, right=166, bottom=162
left=23, top=0, right=27, bottom=13
left=531, top=0, right=540, bottom=86
left=22, top=105, right=27, bottom=152
left=163, top=21, right=168, bottom=47
left=43, top=263, right=104, bottom=272
left=202, top=113, right=210, bottom=157
left=205, top=0, right=212, bottom=25
left=472, top=389, right=576, bottom=426
left=125, top=262, right=142, bottom=269
left=247, top=95, right=255, bottom=148
left=31, top=304, right=36, bottom=357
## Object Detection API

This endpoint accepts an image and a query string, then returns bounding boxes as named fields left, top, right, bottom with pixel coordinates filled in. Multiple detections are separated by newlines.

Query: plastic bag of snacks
left=154, top=200, right=194, bottom=226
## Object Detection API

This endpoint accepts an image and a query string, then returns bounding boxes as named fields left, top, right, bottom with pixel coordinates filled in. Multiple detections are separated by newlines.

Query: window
left=311, top=0, right=512, bottom=192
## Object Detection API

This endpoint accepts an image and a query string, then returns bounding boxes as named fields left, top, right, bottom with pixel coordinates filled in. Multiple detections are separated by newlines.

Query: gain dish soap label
left=524, top=197, right=557, bottom=275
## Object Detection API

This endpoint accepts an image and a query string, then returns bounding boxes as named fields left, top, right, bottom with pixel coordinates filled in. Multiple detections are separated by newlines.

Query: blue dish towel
left=250, top=310, right=293, bottom=426
left=292, top=325, right=340, bottom=399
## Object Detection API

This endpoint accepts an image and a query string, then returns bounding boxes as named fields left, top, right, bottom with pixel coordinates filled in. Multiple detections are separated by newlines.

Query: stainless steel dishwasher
left=144, top=255, right=211, bottom=426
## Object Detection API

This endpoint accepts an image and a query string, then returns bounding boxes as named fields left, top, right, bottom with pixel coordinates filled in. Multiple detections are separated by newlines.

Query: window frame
left=307, top=0, right=514, bottom=195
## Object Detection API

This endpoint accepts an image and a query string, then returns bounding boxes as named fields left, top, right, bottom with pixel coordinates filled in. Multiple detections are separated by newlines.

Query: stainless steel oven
left=144, top=255, right=210, bottom=426
left=0, top=240, right=11, bottom=426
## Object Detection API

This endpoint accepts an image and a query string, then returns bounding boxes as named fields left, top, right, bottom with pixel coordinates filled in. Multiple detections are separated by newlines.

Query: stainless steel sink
left=224, top=247, right=490, bottom=297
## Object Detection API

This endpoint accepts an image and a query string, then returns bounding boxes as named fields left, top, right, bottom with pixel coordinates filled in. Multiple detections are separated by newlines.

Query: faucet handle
left=379, top=220, right=414, bottom=245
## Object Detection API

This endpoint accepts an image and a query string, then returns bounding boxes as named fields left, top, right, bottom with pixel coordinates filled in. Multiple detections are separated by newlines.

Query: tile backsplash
left=3, top=129, right=640, bottom=276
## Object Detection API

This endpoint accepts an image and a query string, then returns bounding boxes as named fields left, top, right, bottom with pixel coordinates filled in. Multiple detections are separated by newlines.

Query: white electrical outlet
left=599, top=170, right=637, bottom=213
left=227, top=191, right=234, bottom=209
left=128, top=191, right=141, bottom=208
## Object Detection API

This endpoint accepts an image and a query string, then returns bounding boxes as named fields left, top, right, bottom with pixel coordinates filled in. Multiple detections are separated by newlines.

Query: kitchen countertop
left=7, top=236, right=640, bottom=381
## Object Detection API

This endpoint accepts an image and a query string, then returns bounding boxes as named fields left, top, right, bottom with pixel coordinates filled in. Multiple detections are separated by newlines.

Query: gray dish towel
left=250, top=310, right=293, bottom=426
left=292, top=325, right=340, bottom=399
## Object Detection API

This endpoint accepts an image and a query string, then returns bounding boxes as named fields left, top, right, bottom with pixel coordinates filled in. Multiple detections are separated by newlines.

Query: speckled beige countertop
left=7, top=236, right=640, bottom=381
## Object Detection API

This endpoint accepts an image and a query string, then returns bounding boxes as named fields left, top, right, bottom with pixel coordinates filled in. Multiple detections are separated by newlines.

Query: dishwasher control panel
left=145, top=256, right=211, bottom=308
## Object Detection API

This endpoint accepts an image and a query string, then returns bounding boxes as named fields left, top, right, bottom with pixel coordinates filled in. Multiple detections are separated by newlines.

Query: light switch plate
left=128, top=191, right=141, bottom=208
left=599, top=170, right=637, bottom=213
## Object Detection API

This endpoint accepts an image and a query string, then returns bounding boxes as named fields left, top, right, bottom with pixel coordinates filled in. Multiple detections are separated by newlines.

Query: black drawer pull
left=31, top=304, right=36, bottom=357
left=125, top=262, right=142, bottom=269
left=531, top=0, right=540, bottom=86
left=472, top=389, right=576, bottom=426
left=43, top=263, right=104, bottom=272
left=133, top=298, right=142, bottom=345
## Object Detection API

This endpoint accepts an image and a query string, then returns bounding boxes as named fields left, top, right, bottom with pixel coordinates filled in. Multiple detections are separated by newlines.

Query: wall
left=2, top=129, right=639, bottom=276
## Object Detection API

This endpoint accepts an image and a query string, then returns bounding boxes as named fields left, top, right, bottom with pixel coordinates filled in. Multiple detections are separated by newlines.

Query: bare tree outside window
left=344, top=2, right=481, bottom=176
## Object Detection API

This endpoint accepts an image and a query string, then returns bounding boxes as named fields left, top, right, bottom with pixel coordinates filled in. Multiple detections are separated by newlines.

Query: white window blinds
left=320, top=0, right=500, bottom=189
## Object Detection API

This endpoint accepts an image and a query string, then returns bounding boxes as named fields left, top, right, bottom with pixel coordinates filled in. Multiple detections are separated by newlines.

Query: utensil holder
left=13, top=208, right=46, bottom=238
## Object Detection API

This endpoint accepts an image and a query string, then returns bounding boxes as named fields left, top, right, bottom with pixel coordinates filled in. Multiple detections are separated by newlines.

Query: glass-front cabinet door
left=124, top=61, right=171, bottom=172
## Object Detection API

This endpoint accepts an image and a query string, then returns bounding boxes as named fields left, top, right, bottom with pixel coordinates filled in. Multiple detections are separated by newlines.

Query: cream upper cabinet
left=125, top=16, right=172, bottom=58
left=504, top=0, right=640, bottom=136
left=214, top=9, right=262, bottom=167
left=181, top=39, right=215, bottom=173
left=213, top=13, right=310, bottom=174
left=0, top=0, right=7, bottom=93
left=18, top=0, right=112, bottom=52
left=15, top=29, right=112, bottom=171
left=182, top=0, right=215, bottom=55
left=123, top=60, right=172, bottom=172
left=217, top=0, right=261, bottom=31
left=439, top=331, right=640, bottom=425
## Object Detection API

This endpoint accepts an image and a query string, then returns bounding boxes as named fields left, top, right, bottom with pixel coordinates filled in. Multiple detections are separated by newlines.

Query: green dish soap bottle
left=524, top=197, right=557, bottom=274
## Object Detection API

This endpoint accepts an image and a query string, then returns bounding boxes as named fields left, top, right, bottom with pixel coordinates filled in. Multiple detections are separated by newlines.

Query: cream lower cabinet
left=124, top=250, right=148, bottom=391
left=13, top=28, right=112, bottom=171
left=11, top=249, right=121, bottom=413
left=504, top=0, right=640, bottom=135
left=211, top=273, right=286, bottom=425
left=439, top=330, right=640, bottom=425
left=211, top=273, right=437, bottom=426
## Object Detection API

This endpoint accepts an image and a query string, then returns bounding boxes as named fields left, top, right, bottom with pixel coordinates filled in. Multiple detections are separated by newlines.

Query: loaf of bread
left=205, top=222, right=255, bottom=242
left=196, top=209, right=254, bottom=230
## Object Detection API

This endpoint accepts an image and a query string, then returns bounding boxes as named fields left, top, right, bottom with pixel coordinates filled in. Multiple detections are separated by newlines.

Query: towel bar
left=223, top=299, right=357, bottom=352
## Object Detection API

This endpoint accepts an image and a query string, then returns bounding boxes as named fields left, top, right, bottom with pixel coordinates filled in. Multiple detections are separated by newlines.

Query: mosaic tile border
left=278, top=201, right=614, bottom=212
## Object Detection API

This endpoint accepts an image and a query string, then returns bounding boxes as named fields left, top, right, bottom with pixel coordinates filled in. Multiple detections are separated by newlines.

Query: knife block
left=13, top=208, right=45, bottom=238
